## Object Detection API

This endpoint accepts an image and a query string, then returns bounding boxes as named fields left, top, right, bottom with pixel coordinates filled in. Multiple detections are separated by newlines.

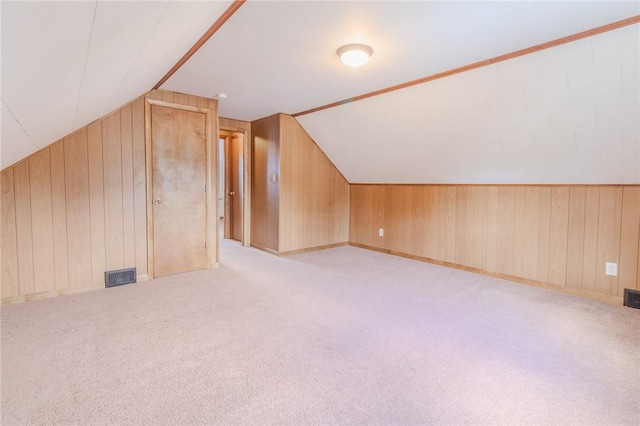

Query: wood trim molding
left=152, top=0, right=247, bottom=90
left=293, top=15, right=640, bottom=117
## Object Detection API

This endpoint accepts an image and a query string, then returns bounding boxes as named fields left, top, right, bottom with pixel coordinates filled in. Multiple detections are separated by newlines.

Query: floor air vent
left=105, top=268, right=136, bottom=288
left=623, top=289, right=640, bottom=309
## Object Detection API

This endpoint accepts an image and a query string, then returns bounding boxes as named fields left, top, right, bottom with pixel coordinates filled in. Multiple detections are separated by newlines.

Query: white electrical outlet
left=378, top=228, right=384, bottom=237
left=605, top=262, right=618, bottom=277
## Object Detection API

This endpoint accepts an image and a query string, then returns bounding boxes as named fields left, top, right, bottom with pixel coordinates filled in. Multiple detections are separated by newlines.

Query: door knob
left=153, top=199, right=163, bottom=205
left=217, top=197, right=224, bottom=201
left=229, top=191, right=236, bottom=196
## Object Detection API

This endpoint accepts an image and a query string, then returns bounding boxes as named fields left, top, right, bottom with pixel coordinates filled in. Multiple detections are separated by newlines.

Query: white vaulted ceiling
left=2, top=1, right=639, bottom=184
left=1, top=0, right=233, bottom=168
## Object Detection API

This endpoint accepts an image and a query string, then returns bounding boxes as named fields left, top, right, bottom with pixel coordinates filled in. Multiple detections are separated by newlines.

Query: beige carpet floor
left=1, top=239, right=639, bottom=425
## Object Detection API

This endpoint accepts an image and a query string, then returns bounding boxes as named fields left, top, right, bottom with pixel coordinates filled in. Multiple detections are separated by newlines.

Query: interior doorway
left=146, top=100, right=212, bottom=278
left=219, top=129, right=245, bottom=243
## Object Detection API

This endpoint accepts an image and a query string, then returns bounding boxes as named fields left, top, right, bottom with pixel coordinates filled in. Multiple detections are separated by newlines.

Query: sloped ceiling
left=2, top=1, right=639, bottom=184
left=1, top=0, right=233, bottom=168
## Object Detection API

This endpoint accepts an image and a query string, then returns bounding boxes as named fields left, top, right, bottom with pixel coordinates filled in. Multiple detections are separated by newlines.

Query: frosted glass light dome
left=337, top=43, right=373, bottom=67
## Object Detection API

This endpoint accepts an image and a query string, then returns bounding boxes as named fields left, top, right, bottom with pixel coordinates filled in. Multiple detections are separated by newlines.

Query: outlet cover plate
left=378, top=228, right=384, bottom=237
left=605, top=262, right=618, bottom=276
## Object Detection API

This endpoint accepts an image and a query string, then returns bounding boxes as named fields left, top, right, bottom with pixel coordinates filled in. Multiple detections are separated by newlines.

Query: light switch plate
left=605, top=262, right=618, bottom=276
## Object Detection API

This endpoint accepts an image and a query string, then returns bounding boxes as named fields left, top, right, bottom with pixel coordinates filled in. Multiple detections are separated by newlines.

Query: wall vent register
left=105, top=268, right=137, bottom=288
left=623, top=288, right=640, bottom=309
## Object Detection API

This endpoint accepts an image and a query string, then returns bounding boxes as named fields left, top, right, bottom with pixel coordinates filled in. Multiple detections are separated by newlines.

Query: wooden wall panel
left=64, top=129, right=92, bottom=288
left=50, top=141, right=69, bottom=290
left=619, top=187, right=640, bottom=293
left=250, top=115, right=280, bottom=252
left=438, top=186, right=456, bottom=263
left=349, top=184, right=639, bottom=302
left=14, top=160, right=35, bottom=295
left=595, top=187, right=623, bottom=296
left=132, top=99, right=148, bottom=278
left=581, top=188, right=600, bottom=292
left=537, top=187, right=552, bottom=283
left=496, top=187, right=515, bottom=275
left=103, top=111, right=125, bottom=271
left=121, top=103, right=136, bottom=268
left=28, top=148, right=56, bottom=293
left=425, top=186, right=439, bottom=259
left=1, top=169, right=20, bottom=298
left=1, top=89, right=208, bottom=302
left=88, top=121, right=106, bottom=285
left=485, top=187, right=499, bottom=272
left=566, top=187, right=586, bottom=288
left=279, top=115, right=349, bottom=253
left=522, top=187, right=540, bottom=280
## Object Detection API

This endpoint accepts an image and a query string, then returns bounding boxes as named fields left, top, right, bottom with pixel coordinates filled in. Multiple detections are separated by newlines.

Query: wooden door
left=230, top=134, right=244, bottom=241
left=151, top=104, right=208, bottom=277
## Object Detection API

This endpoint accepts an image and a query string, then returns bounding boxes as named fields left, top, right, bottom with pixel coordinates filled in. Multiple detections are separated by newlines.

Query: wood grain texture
left=1, top=168, right=20, bottom=298
left=121, top=103, right=136, bottom=267
left=103, top=111, right=125, bottom=271
left=581, top=187, right=600, bottom=292
left=13, top=160, right=35, bottom=295
left=132, top=98, right=148, bottom=277
left=250, top=115, right=280, bottom=252
left=87, top=121, right=106, bottom=285
left=28, top=148, right=56, bottom=293
left=279, top=115, right=349, bottom=252
left=522, top=187, right=540, bottom=280
left=1, top=90, right=214, bottom=302
left=566, top=187, right=586, bottom=288
left=151, top=105, right=208, bottom=277
left=595, top=187, right=623, bottom=296
left=619, top=187, right=640, bottom=293
left=50, top=141, right=69, bottom=290
left=64, top=129, right=92, bottom=288
left=348, top=184, right=639, bottom=302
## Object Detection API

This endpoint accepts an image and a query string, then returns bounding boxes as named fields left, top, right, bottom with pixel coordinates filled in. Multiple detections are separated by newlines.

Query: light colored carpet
left=1, top=240, right=639, bottom=425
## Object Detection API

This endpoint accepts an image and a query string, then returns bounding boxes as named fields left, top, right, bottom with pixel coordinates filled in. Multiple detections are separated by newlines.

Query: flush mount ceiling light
left=337, top=43, right=373, bottom=67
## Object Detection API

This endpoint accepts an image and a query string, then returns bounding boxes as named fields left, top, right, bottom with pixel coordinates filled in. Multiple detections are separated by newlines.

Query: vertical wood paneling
left=512, top=187, right=526, bottom=278
left=595, top=187, right=623, bottom=295
left=251, top=115, right=280, bottom=251
left=412, top=186, right=429, bottom=258
left=438, top=186, right=456, bottom=263
left=14, top=161, right=35, bottom=295
left=121, top=103, right=136, bottom=267
left=64, top=129, right=92, bottom=288
left=566, top=187, right=586, bottom=288
left=537, top=187, right=552, bottom=282
left=522, top=187, right=540, bottom=280
left=132, top=98, right=147, bottom=277
left=273, top=115, right=349, bottom=253
left=548, top=187, right=570, bottom=286
left=50, top=141, right=69, bottom=290
left=619, top=187, right=640, bottom=293
left=496, top=187, right=515, bottom=275
left=103, top=110, right=125, bottom=271
left=582, top=187, right=600, bottom=292
left=347, top=184, right=639, bottom=302
left=455, top=187, right=468, bottom=265
left=485, top=186, right=499, bottom=272
left=28, top=148, right=56, bottom=293
left=470, top=186, right=487, bottom=269
left=88, top=121, right=106, bottom=285
left=1, top=169, right=20, bottom=298
left=1, top=90, right=216, bottom=301
left=425, top=186, right=439, bottom=259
